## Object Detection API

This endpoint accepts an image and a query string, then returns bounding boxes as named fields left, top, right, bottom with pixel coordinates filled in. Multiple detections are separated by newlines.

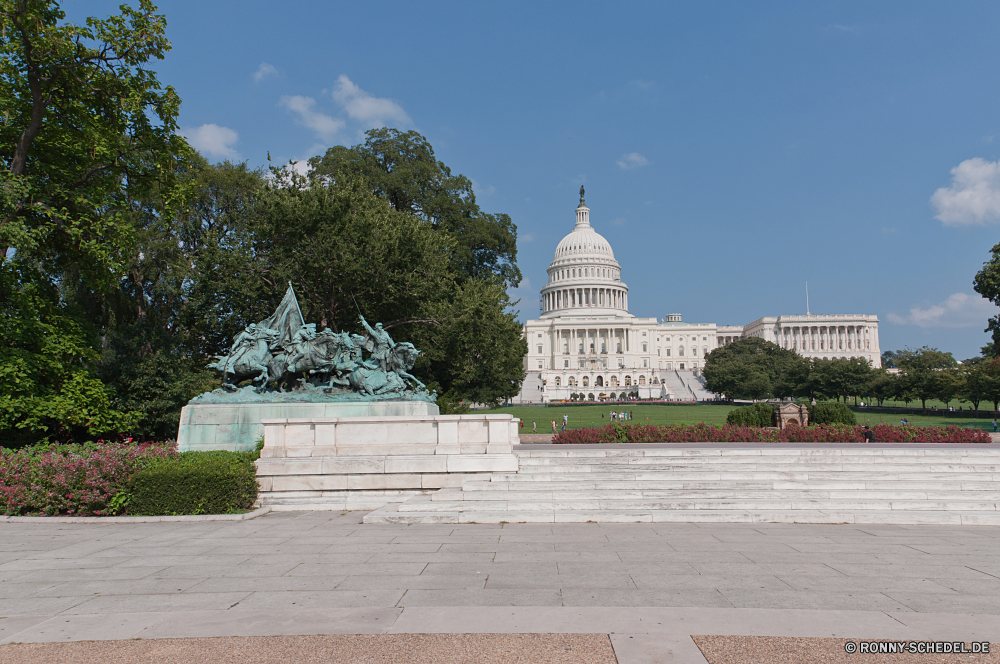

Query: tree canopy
left=1, top=0, right=185, bottom=443
left=702, top=338, right=803, bottom=400
left=308, top=128, right=522, bottom=289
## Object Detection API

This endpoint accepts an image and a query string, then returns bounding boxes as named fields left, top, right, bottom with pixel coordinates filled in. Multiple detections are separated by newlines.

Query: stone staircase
left=659, top=371, right=694, bottom=400
left=678, top=370, right=716, bottom=400
left=364, top=445, right=1000, bottom=525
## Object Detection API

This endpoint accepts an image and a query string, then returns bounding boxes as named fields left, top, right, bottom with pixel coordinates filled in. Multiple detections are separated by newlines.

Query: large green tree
left=308, top=128, right=522, bottom=289
left=0, top=0, right=185, bottom=444
left=974, top=243, right=1000, bottom=353
left=702, top=338, right=802, bottom=400
left=891, top=346, right=958, bottom=412
left=810, top=357, right=874, bottom=403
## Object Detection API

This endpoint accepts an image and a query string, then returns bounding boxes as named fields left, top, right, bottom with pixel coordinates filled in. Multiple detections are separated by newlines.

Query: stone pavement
left=2, top=511, right=1000, bottom=662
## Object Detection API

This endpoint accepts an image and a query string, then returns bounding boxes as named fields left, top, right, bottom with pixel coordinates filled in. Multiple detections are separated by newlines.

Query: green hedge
left=810, top=402, right=857, bottom=426
left=725, top=402, right=775, bottom=427
left=126, top=444, right=261, bottom=516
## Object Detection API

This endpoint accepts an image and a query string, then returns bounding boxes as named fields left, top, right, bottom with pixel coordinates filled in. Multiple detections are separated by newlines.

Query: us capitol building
left=515, top=189, right=881, bottom=403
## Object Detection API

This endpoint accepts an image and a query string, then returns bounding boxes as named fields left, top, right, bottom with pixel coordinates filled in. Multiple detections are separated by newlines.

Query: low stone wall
left=255, top=414, right=520, bottom=511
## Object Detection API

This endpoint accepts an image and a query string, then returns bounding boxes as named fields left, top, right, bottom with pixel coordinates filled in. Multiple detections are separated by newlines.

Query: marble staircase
left=364, top=445, right=1000, bottom=525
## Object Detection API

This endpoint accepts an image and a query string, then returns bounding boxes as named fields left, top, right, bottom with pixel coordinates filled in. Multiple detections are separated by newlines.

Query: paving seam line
left=0, top=506, right=271, bottom=524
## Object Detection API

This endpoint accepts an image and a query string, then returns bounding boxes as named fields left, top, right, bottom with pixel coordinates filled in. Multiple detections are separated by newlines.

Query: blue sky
left=70, top=1, right=1000, bottom=360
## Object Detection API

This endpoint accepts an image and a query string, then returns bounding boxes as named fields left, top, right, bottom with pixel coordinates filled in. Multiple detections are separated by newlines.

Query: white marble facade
left=516, top=194, right=881, bottom=403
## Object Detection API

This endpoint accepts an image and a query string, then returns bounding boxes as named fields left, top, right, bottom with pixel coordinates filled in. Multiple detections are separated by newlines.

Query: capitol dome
left=553, top=218, right=615, bottom=260
left=539, top=188, right=630, bottom=319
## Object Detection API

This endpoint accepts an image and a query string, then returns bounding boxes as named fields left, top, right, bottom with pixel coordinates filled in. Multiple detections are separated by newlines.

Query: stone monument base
left=255, top=414, right=519, bottom=511
left=177, top=401, right=440, bottom=452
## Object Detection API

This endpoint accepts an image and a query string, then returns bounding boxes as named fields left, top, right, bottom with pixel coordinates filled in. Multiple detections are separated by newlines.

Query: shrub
left=552, top=423, right=989, bottom=444
left=125, top=448, right=260, bottom=516
left=810, top=402, right=856, bottom=426
left=726, top=402, right=775, bottom=427
left=0, top=441, right=175, bottom=516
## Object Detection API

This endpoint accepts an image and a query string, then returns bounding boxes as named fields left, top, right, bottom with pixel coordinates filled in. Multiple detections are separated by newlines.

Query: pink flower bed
left=552, top=423, right=990, bottom=445
left=0, top=442, right=176, bottom=516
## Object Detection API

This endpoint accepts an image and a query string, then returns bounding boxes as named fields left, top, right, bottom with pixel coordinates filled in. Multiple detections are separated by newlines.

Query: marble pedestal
left=255, top=414, right=520, bottom=511
left=177, top=400, right=439, bottom=452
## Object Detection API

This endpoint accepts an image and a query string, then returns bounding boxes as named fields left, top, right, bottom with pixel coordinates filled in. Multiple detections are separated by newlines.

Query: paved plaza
left=1, top=511, right=1000, bottom=662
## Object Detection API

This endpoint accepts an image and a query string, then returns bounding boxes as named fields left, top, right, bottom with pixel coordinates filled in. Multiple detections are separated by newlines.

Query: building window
left=666, top=349, right=671, bottom=356
left=642, top=343, right=647, bottom=352
left=583, top=376, right=589, bottom=387
left=679, top=346, right=685, bottom=356
left=564, top=359, right=569, bottom=368
left=643, top=359, right=648, bottom=368
left=537, top=345, right=542, bottom=354
left=538, top=362, right=543, bottom=369
left=666, top=362, right=672, bottom=370
left=555, top=377, right=561, bottom=386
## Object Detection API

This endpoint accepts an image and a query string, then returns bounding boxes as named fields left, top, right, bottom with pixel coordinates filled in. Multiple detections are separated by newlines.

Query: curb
left=0, top=506, right=272, bottom=524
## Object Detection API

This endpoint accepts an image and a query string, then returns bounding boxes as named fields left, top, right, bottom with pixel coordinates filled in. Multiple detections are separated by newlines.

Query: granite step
left=364, top=503, right=1000, bottom=526
left=490, top=472, right=1000, bottom=482
left=461, top=480, right=1000, bottom=491
left=430, top=489, right=1000, bottom=501
left=513, top=462, right=1000, bottom=472
left=398, top=498, right=1000, bottom=512
left=362, top=445, right=1000, bottom=525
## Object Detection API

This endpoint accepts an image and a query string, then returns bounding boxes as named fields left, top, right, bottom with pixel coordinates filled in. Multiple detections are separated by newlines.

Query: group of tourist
left=610, top=411, right=632, bottom=422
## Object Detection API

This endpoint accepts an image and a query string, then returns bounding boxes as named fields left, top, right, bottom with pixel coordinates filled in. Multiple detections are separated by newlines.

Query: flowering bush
left=552, top=423, right=989, bottom=445
left=0, top=441, right=176, bottom=516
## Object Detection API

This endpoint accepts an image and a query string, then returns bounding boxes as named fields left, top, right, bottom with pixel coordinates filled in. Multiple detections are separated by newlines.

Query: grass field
left=477, top=404, right=997, bottom=432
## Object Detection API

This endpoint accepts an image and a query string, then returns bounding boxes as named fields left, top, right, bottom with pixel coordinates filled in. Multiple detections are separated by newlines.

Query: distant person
left=551, top=420, right=557, bottom=433
left=629, top=411, right=633, bottom=421
left=563, top=414, right=568, bottom=428
left=561, top=421, right=566, bottom=432
left=863, top=425, right=875, bottom=443
left=993, top=419, right=998, bottom=433
left=532, top=421, right=537, bottom=433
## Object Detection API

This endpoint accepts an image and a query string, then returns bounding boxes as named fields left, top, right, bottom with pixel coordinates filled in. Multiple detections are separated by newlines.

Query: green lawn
left=476, top=404, right=997, bottom=432
left=478, top=404, right=735, bottom=432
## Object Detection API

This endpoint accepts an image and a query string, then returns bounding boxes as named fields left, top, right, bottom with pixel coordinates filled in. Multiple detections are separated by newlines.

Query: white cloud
left=180, top=123, right=239, bottom=159
left=331, top=75, right=411, bottom=127
left=471, top=179, right=495, bottom=197
left=931, top=158, right=1000, bottom=225
left=253, top=62, right=277, bottom=82
left=886, top=292, right=996, bottom=328
left=611, top=217, right=626, bottom=226
left=617, top=152, right=649, bottom=170
left=828, top=24, right=865, bottom=35
left=279, top=95, right=345, bottom=141
left=521, top=233, right=535, bottom=243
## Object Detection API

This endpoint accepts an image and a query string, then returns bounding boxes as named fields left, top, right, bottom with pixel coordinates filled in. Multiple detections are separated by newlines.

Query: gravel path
left=693, top=636, right=1000, bottom=664
left=0, top=633, right=617, bottom=664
